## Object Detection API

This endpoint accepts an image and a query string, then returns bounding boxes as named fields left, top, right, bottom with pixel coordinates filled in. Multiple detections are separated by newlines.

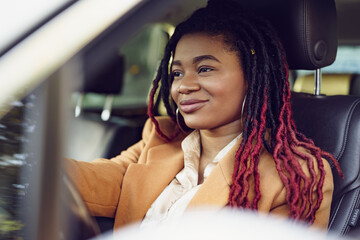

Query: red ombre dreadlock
left=147, top=67, right=180, bottom=143
left=146, top=0, right=343, bottom=224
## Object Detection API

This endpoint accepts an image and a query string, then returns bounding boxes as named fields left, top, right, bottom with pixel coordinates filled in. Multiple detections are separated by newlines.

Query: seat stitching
left=340, top=188, right=360, bottom=234
left=334, top=98, right=360, bottom=161
left=329, top=194, right=344, bottom=228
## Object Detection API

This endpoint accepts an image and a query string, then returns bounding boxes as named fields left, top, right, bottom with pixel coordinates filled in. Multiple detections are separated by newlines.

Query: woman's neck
left=200, top=119, right=242, bottom=156
left=197, top=119, right=242, bottom=184
left=199, top=119, right=242, bottom=164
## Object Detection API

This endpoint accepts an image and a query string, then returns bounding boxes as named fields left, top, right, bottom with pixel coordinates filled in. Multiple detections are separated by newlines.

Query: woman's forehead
left=173, top=33, right=235, bottom=61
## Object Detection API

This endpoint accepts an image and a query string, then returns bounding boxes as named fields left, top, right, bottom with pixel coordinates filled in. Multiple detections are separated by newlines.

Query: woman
left=64, top=0, right=342, bottom=231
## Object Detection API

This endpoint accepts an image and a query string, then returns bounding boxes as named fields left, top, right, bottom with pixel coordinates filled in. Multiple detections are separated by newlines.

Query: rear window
left=296, top=46, right=360, bottom=76
left=294, top=46, right=360, bottom=96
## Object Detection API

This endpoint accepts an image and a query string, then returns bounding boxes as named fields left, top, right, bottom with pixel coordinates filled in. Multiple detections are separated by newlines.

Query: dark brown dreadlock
left=147, top=0, right=343, bottom=224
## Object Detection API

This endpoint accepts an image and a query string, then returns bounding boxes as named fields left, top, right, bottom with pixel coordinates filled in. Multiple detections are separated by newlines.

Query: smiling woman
left=64, top=0, right=342, bottom=233
left=1, top=0, right=359, bottom=238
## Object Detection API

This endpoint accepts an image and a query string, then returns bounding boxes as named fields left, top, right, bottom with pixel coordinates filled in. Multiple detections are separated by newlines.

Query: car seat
left=240, top=0, right=360, bottom=237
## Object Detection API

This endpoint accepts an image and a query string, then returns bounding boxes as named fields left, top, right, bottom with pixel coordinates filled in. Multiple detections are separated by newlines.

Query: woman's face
left=171, top=33, right=247, bottom=130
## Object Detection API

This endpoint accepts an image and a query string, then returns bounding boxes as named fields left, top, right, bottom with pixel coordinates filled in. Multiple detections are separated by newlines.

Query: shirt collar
left=177, top=130, right=242, bottom=188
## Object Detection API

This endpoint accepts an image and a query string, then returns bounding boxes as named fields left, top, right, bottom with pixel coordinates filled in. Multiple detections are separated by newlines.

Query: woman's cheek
left=170, top=83, right=178, bottom=101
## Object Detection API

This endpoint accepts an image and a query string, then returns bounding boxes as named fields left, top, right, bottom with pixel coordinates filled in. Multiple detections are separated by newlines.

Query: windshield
left=0, top=0, right=73, bottom=54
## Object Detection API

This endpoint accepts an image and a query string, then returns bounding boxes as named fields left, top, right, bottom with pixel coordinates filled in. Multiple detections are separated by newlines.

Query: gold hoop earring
left=241, top=95, right=247, bottom=118
left=176, top=108, right=187, bottom=133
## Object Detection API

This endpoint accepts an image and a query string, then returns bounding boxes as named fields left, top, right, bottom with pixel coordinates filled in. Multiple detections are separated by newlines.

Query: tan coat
left=64, top=117, right=334, bottom=230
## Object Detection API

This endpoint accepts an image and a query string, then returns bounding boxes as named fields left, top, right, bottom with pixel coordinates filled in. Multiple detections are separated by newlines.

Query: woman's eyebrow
left=193, top=55, right=220, bottom=64
left=172, top=55, right=221, bottom=67
left=172, top=60, right=181, bottom=67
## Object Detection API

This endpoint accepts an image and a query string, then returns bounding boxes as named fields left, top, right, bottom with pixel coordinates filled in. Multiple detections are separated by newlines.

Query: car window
left=0, top=94, right=36, bottom=239
left=0, top=1, right=146, bottom=238
left=76, top=23, right=170, bottom=113
left=296, top=46, right=360, bottom=75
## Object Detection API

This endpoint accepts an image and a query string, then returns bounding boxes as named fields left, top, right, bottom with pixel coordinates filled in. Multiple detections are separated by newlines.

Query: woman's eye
left=198, top=67, right=213, bottom=73
left=172, top=71, right=183, bottom=78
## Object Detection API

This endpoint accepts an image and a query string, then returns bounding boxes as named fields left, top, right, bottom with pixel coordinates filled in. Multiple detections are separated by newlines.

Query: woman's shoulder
left=293, top=146, right=333, bottom=178
left=143, top=116, right=176, bottom=132
left=256, top=146, right=334, bottom=215
left=142, top=116, right=187, bottom=143
left=258, top=146, right=333, bottom=184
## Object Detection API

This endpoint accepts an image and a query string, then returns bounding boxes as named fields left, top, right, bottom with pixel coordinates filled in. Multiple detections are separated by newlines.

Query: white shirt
left=140, top=130, right=241, bottom=229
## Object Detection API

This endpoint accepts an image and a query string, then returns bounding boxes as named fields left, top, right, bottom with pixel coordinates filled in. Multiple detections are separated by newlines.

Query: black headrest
left=81, top=53, right=125, bottom=95
left=238, top=0, right=338, bottom=70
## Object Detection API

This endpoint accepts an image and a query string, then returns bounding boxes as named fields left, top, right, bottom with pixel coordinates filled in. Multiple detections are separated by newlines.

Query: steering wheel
left=60, top=174, right=101, bottom=240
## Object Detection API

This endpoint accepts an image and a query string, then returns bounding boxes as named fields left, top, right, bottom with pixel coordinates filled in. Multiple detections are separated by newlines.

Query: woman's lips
left=179, top=99, right=208, bottom=113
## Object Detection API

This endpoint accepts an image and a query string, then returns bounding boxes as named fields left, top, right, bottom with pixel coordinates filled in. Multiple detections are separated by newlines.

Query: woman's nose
left=178, top=73, right=200, bottom=94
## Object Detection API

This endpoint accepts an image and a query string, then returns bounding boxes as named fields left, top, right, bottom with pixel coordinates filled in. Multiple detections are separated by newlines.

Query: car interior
left=0, top=0, right=359, bottom=239
left=60, top=0, right=360, bottom=238
left=59, top=0, right=360, bottom=238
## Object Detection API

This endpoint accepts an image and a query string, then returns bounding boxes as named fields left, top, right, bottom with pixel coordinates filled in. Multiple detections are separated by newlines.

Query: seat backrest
left=65, top=113, right=143, bottom=161
left=291, top=93, right=360, bottom=236
left=239, top=0, right=360, bottom=237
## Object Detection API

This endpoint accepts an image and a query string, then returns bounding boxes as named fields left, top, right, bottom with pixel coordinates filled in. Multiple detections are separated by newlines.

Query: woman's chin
left=183, top=122, right=205, bottom=130
left=183, top=120, right=213, bottom=130
left=183, top=117, right=243, bottom=132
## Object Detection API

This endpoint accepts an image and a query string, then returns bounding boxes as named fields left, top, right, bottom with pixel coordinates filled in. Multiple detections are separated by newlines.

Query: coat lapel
left=114, top=140, right=184, bottom=228
left=187, top=137, right=241, bottom=208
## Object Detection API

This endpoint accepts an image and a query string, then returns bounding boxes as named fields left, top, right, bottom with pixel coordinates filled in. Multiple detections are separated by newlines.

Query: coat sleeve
left=62, top=118, right=154, bottom=217
left=269, top=158, right=334, bottom=230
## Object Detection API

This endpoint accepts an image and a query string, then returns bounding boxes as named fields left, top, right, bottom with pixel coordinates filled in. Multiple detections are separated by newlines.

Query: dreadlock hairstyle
left=147, top=0, right=343, bottom=224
